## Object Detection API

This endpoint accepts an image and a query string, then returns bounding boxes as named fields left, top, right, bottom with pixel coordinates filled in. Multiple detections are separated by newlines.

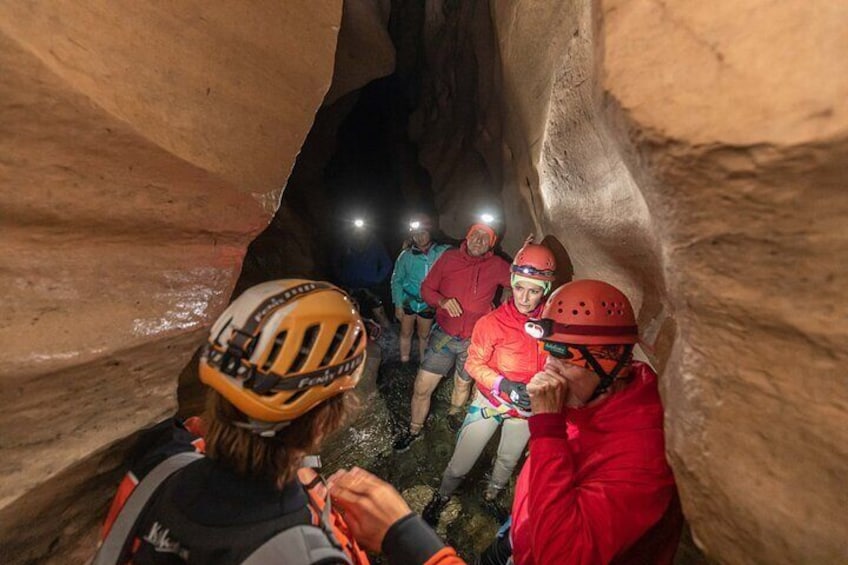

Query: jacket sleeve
left=383, top=513, right=466, bottom=565
left=420, top=253, right=447, bottom=308
left=525, top=413, right=676, bottom=565
left=464, top=315, right=501, bottom=390
left=391, top=251, right=408, bottom=306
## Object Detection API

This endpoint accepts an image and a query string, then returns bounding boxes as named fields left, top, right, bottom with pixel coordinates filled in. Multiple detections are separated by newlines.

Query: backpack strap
left=242, top=525, right=352, bottom=565
left=92, top=452, right=203, bottom=565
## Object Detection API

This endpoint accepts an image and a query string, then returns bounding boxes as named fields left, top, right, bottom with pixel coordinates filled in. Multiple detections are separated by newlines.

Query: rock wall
left=410, top=0, right=847, bottom=562
left=0, top=2, right=343, bottom=561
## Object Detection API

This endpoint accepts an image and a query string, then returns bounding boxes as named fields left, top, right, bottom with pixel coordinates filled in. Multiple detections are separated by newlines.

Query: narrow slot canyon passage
left=1, top=2, right=846, bottom=564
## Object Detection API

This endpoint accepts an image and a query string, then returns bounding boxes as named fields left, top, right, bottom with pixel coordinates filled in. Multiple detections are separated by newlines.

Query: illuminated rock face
left=413, top=1, right=847, bottom=563
left=0, top=2, right=343, bottom=561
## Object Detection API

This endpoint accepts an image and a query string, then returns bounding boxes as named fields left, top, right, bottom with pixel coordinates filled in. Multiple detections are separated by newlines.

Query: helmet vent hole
left=572, top=309, right=579, bottom=315
left=289, top=324, right=320, bottom=373
left=558, top=308, right=563, bottom=314
left=321, top=324, right=349, bottom=367
left=261, top=330, right=287, bottom=372
left=601, top=301, right=606, bottom=307
left=344, top=326, right=365, bottom=359
left=617, top=310, right=624, bottom=315
left=607, top=310, right=612, bottom=315
left=585, top=310, right=591, bottom=315
left=579, top=301, right=586, bottom=307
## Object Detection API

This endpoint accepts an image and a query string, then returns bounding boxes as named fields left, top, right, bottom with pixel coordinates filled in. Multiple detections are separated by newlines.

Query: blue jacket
left=391, top=243, right=451, bottom=313
left=333, top=238, right=392, bottom=289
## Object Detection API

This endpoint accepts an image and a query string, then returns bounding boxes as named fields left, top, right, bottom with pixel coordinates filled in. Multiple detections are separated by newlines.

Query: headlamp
left=511, top=264, right=556, bottom=278
left=524, top=318, right=552, bottom=339
left=353, top=218, right=365, bottom=229
left=480, top=213, right=495, bottom=224
left=409, top=220, right=421, bottom=230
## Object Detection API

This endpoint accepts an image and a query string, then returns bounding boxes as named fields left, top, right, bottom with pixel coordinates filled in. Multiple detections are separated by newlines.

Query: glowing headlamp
left=409, top=220, right=421, bottom=230
left=511, top=264, right=555, bottom=278
left=524, top=319, right=553, bottom=340
left=353, top=218, right=365, bottom=229
left=480, top=213, right=495, bottom=224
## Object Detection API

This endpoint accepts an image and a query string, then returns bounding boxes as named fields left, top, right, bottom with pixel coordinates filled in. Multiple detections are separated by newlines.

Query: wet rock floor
left=320, top=329, right=511, bottom=562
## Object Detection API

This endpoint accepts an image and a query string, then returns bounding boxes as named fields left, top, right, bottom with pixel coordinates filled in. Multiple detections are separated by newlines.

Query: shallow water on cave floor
left=319, top=328, right=511, bottom=563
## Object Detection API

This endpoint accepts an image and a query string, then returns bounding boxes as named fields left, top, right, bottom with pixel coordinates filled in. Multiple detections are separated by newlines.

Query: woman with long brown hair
left=94, top=280, right=464, bottom=565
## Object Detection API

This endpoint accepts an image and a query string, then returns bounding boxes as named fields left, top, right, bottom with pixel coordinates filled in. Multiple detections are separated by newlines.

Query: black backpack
left=92, top=453, right=352, bottom=565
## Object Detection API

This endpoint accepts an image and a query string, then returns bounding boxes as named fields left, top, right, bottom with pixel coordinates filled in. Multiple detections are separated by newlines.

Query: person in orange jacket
left=94, top=280, right=465, bottom=565
left=422, top=243, right=558, bottom=524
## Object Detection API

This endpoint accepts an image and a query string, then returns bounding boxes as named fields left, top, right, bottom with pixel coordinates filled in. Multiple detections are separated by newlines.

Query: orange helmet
left=512, top=244, right=556, bottom=282
left=525, top=279, right=638, bottom=400
left=199, top=280, right=367, bottom=426
left=525, top=279, right=638, bottom=345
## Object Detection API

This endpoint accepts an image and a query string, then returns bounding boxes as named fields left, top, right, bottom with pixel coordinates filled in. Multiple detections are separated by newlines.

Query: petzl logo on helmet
left=252, top=282, right=325, bottom=323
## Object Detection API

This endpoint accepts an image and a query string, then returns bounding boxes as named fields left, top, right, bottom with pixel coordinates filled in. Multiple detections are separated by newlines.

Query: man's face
left=466, top=228, right=492, bottom=257
left=544, top=355, right=600, bottom=408
left=512, top=280, right=544, bottom=314
left=412, top=229, right=431, bottom=248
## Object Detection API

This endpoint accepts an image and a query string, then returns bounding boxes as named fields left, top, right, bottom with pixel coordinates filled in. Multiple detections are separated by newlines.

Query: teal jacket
left=391, top=243, right=451, bottom=313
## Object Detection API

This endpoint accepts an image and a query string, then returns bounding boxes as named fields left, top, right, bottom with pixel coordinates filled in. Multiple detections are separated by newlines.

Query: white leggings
left=438, top=392, right=530, bottom=497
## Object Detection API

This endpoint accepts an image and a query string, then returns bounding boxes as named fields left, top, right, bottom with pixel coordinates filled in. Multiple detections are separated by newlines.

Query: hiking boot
left=483, top=484, right=503, bottom=503
left=392, top=430, right=421, bottom=452
left=422, top=492, right=450, bottom=526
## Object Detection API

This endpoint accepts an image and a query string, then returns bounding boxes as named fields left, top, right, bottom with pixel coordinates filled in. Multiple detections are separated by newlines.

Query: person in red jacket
left=481, top=279, right=683, bottom=565
left=421, top=243, right=557, bottom=524
left=393, top=222, right=511, bottom=451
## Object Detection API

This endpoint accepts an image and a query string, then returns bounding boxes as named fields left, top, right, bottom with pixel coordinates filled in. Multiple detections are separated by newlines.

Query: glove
left=497, top=378, right=531, bottom=411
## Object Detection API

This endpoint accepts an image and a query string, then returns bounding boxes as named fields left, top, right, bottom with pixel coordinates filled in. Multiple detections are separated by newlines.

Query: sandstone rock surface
left=0, top=2, right=343, bottom=561
left=409, top=0, right=847, bottom=562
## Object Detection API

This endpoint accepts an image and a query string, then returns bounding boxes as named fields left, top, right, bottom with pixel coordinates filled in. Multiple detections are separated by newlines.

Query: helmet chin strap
left=574, top=344, right=635, bottom=403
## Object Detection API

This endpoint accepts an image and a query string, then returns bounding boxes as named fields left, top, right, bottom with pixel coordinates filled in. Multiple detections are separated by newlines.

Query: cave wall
left=0, top=2, right=344, bottom=561
left=408, top=0, right=846, bottom=563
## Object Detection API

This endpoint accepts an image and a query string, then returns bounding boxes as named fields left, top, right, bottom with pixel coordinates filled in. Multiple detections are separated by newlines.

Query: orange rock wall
left=0, top=2, right=343, bottom=561
left=493, top=1, right=848, bottom=562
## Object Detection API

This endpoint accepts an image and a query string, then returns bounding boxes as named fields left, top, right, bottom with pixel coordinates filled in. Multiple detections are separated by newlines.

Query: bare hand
left=328, top=467, right=413, bottom=552
left=439, top=297, right=463, bottom=317
left=527, top=369, right=569, bottom=414
left=395, top=306, right=405, bottom=321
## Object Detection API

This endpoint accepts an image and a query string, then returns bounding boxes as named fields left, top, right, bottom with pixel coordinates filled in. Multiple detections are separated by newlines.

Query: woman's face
left=412, top=229, right=432, bottom=248
left=512, top=280, right=545, bottom=314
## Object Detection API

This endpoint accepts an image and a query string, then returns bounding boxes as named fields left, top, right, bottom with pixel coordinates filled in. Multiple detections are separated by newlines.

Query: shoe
left=483, top=484, right=503, bottom=502
left=392, top=430, right=421, bottom=452
left=422, top=492, right=450, bottom=526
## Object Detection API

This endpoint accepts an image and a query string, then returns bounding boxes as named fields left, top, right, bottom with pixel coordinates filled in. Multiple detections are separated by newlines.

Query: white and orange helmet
left=200, top=280, right=367, bottom=427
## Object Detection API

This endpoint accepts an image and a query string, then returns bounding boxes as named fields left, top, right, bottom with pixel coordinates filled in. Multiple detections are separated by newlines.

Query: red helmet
left=512, top=244, right=556, bottom=282
left=525, top=279, right=638, bottom=345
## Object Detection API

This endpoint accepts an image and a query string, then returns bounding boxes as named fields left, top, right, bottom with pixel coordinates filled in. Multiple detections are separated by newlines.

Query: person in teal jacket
left=391, top=215, right=451, bottom=362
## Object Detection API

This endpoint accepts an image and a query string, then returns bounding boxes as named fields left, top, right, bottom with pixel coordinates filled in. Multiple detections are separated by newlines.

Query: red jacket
left=465, top=299, right=546, bottom=415
left=511, top=363, right=682, bottom=565
left=421, top=242, right=511, bottom=339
